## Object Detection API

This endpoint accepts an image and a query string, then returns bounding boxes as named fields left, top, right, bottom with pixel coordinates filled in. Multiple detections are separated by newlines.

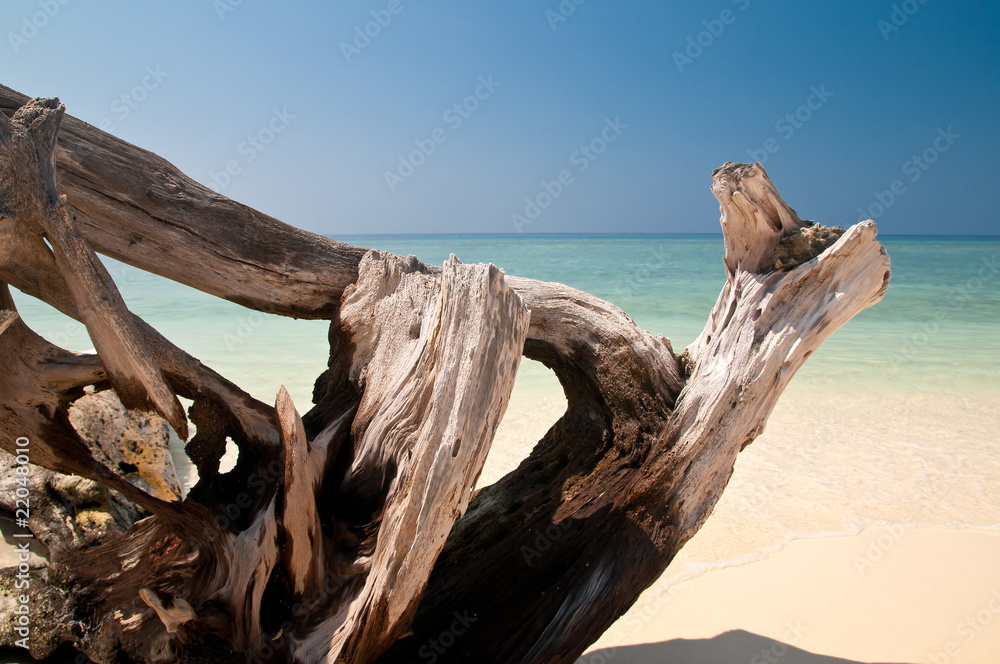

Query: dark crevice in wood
left=0, top=90, right=891, bottom=664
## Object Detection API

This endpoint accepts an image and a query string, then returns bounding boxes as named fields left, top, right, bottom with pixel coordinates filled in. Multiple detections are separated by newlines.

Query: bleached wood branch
left=0, top=86, right=890, bottom=664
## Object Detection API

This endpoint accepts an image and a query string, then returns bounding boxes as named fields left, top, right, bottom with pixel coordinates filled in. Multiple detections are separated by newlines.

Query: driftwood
left=0, top=84, right=891, bottom=664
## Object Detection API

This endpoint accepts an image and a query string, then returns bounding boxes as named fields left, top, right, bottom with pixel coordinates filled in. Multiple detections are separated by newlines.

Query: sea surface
left=336, top=234, right=1000, bottom=395
left=11, top=234, right=999, bottom=402
left=8, top=233, right=1000, bottom=581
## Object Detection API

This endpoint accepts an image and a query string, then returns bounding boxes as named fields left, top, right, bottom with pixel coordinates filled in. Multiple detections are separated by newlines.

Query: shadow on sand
left=2, top=629, right=916, bottom=663
left=577, top=629, right=914, bottom=664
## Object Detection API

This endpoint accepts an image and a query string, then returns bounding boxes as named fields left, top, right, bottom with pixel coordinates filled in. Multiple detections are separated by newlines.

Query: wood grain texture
left=277, top=385, right=326, bottom=599
left=0, top=84, right=368, bottom=319
left=0, top=83, right=891, bottom=664
left=0, top=84, right=685, bottom=396
left=291, top=253, right=529, bottom=664
left=0, top=309, right=16, bottom=335
left=376, top=165, right=889, bottom=664
left=0, top=99, right=184, bottom=433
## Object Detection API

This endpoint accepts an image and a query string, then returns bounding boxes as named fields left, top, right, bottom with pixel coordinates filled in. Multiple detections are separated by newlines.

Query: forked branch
left=0, top=89, right=889, bottom=664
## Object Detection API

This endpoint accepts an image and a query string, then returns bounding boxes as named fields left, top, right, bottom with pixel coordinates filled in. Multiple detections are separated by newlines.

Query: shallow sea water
left=9, top=234, right=999, bottom=579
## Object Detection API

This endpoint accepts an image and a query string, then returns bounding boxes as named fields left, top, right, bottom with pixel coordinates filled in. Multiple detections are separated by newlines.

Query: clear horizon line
left=328, top=231, right=1000, bottom=239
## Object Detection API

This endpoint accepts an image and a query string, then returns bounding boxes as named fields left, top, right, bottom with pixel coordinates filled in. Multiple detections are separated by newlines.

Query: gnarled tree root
left=0, top=88, right=889, bottom=664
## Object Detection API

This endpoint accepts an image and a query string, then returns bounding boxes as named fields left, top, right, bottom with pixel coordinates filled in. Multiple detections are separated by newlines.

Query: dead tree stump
left=0, top=87, right=890, bottom=664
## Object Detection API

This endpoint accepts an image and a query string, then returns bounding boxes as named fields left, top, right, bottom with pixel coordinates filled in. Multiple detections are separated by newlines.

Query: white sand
left=581, top=526, right=1000, bottom=664
left=4, top=373, right=997, bottom=662
left=482, top=385, right=1000, bottom=663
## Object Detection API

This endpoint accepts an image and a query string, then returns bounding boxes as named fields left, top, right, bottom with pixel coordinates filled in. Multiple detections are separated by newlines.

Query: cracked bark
left=0, top=87, right=889, bottom=664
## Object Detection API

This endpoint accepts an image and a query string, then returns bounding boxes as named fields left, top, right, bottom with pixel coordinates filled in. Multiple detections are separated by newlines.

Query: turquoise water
left=8, top=235, right=1000, bottom=409
left=7, top=233, right=1000, bottom=600
left=339, top=234, right=1000, bottom=394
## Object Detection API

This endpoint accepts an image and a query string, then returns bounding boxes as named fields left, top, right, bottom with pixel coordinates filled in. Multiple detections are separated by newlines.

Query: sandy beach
left=3, top=0, right=997, bottom=658
left=580, top=526, right=1000, bottom=664
left=4, top=340, right=997, bottom=664
left=475, top=380, right=1000, bottom=664
left=84, top=374, right=1000, bottom=664
left=4, top=233, right=997, bottom=661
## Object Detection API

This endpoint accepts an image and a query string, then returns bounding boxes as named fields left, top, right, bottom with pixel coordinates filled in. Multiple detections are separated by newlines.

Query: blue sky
left=2, top=1, right=997, bottom=235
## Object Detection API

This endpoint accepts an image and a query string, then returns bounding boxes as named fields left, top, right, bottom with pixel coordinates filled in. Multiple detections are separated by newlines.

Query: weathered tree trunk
left=0, top=86, right=890, bottom=664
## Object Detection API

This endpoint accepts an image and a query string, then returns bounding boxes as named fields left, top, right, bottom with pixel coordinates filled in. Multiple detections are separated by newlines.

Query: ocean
left=335, top=234, right=1000, bottom=395
left=8, top=233, right=1000, bottom=584
left=11, top=234, right=999, bottom=402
